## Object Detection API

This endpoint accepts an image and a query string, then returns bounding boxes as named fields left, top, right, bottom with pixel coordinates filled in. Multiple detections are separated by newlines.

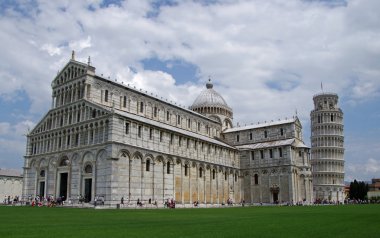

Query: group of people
left=226, top=198, right=234, bottom=206
left=120, top=197, right=159, bottom=208
left=29, top=195, right=66, bottom=207
left=3, top=195, right=20, bottom=205
left=343, top=199, right=380, bottom=204
left=26, top=195, right=107, bottom=207
left=164, top=199, right=176, bottom=208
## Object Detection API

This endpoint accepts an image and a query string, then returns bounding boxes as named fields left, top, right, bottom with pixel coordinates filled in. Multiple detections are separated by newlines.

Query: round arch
left=209, top=115, right=221, bottom=124
left=71, top=153, right=80, bottom=165
left=132, top=151, right=143, bottom=160
left=144, top=153, right=154, bottom=162
left=119, top=149, right=131, bottom=159
left=82, top=151, right=95, bottom=164
left=223, top=118, right=233, bottom=129
left=166, top=156, right=174, bottom=164
left=39, top=159, right=48, bottom=168
left=155, top=155, right=164, bottom=164
left=96, top=149, right=107, bottom=161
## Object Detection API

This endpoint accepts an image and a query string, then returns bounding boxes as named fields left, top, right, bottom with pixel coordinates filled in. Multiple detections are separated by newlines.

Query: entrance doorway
left=270, top=185, right=279, bottom=204
left=84, top=178, right=92, bottom=203
left=39, top=181, right=45, bottom=198
left=59, top=173, right=68, bottom=201
left=273, top=191, right=279, bottom=203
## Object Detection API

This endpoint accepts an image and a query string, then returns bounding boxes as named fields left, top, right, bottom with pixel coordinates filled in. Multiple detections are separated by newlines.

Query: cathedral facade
left=22, top=55, right=313, bottom=206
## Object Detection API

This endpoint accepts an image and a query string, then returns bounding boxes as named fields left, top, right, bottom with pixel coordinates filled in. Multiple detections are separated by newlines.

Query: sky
left=0, top=0, right=379, bottom=181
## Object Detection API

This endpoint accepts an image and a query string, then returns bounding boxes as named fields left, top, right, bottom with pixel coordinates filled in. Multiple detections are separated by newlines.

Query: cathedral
left=22, top=53, right=319, bottom=206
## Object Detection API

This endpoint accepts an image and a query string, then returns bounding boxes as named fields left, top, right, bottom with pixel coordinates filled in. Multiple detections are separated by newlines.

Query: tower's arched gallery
left=22, top=55, right=341, bottom=206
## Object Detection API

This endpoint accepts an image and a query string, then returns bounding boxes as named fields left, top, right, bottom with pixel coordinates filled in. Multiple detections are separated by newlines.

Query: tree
left=349, top=179, right=368, bottom=200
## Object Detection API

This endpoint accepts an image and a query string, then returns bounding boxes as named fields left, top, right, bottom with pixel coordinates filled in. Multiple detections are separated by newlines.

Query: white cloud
left=351, top=70, right=380, bottom=100
left=346, top=158, right=380, bottom=181
left=2, top=0, right=378, bottom=119
left=0, top=120, right=35, bottom=138
left=0, top=138, right=26, bottom=167
left=69, top=36, right=92, bottom=52
left=14, top=120, right=35, bottom=136
left=344, top=136, right=380, bottom=181
left=111, top=67, right=203, bottom=107
left=0, top=120, right=35, bottom=168
left=366, top=158, right=380, bottom=173
left=0, top=72, right=23, bottom=99
left=0, top=0, right=380, bottom=171
left=40, top=44, right=62, bottom=56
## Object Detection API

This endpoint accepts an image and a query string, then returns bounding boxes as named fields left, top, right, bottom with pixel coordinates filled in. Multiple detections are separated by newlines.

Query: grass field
left=0, top=205, right=379, bottom=238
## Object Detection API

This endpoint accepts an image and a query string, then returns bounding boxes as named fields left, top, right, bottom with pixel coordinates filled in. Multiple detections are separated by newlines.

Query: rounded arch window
left=166, top=161, right=171, bottom=174
left=146, top=159, right=150, bottom=172
left=40, top=170, right=45, bottom=177
left=84, top=164, right=93, bottom=174
left=184, top=164, right=188, bottom=176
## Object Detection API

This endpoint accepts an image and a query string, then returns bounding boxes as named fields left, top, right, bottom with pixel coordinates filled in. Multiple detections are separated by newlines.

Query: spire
left=206, top=77, right=213, bottom=89
left=88, top=56, right=91, bottom=66
left=71, top=50, right=75, bottom=60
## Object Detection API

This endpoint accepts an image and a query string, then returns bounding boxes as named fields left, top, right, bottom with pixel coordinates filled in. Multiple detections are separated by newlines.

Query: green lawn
left=0, top=205, right=379, bottom=238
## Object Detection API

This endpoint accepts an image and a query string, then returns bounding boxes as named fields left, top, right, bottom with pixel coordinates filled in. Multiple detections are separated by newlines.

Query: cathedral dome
left=190, top=80, right=233, bottom=123
left=190, top=80, right=231, bottom=111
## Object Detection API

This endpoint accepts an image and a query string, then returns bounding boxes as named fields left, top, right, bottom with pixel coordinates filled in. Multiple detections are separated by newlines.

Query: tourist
left=57, top=196, right=62, bottom=205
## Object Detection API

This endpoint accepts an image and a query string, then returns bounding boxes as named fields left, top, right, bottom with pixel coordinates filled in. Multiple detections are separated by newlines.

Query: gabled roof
left=51, top=59, right=92, bottom=88
left=29, top=99, right=111, bottom=136
left=224, top=117, right=299, bottom=133
left=235, top=138, right=309, bottom=150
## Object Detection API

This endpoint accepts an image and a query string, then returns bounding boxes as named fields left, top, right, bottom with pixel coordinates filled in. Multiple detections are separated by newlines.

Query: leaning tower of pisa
left=311, top=92, right=345, bottom=203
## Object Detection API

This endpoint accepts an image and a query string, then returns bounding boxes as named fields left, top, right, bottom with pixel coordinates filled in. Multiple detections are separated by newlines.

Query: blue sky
left=0, top=0, right=379, bottom=181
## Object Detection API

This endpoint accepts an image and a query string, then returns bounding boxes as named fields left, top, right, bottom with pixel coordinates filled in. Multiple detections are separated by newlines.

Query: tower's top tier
left=312, top=93, right=339, bottom=111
